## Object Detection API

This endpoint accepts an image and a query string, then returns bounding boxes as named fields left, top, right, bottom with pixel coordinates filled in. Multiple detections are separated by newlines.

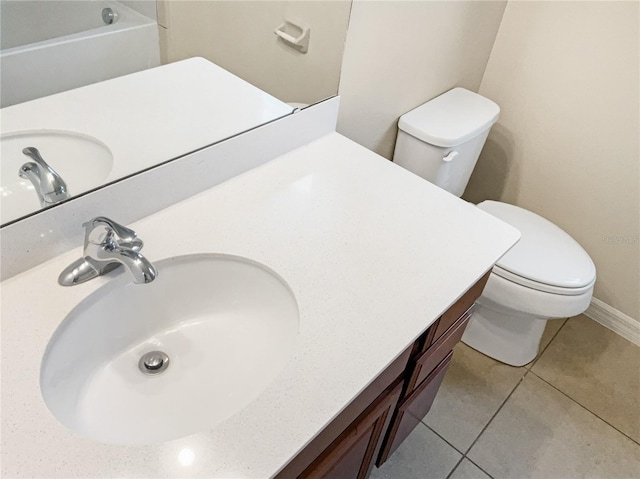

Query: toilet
left=393, top=87, right=596, bottom=366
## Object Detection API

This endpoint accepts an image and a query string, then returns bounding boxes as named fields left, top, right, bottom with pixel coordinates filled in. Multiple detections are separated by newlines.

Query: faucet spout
left=92, top=247, right=157, bottom=284
left=19, top=147, right=70, bottom=207
left=59, top=216, right=157, bottom=286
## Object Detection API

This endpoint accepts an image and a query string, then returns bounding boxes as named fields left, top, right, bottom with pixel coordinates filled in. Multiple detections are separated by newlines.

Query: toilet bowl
left=463, top=200, right=595, bottom=366
left=392, top=88, right=596, bottom=366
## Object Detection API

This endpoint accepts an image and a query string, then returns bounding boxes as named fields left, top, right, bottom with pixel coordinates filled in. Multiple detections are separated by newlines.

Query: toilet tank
left=393, top=88, right=500, bottom=197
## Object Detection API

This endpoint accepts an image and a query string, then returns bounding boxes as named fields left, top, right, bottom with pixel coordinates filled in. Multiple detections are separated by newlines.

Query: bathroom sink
left=0, top=130, right=113, bottom=222
left=40, top=254, right=299, bottom=445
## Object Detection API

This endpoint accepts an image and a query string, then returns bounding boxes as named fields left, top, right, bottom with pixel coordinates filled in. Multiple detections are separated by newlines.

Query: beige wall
left=336, top=0, right=507, bottom=159
left=158, top=1, right=351, bottom=105
left=465, top=1, right=639, bottom=320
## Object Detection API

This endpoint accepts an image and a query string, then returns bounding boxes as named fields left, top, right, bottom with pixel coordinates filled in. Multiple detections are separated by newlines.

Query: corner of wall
left=477, top=1, right=509, bottom=93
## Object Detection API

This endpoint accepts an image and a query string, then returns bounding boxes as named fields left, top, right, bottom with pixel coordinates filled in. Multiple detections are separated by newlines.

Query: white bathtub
left=0, top=0, right=160, bottom=107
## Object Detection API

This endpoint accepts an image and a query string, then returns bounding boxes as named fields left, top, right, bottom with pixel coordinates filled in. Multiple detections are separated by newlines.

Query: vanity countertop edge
left=0, top=132, right=520, bottom=478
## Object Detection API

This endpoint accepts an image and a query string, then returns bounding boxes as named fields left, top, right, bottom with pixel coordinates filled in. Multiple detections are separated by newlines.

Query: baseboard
left=584, top=298, right=640, bottom=346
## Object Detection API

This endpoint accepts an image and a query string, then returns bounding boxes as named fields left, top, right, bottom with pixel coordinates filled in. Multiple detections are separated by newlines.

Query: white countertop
left=0, top=133, right=520, bottom=478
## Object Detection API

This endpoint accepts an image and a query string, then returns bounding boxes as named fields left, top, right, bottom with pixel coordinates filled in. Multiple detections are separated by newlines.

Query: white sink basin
left=0, top=130, right=113, bottom=223
left=40, top=254, right=299, bottom=445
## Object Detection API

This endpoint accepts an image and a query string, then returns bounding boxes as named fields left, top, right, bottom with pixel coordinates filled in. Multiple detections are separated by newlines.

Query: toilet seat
left=477, top=200, right=596, bottom=293
left=492, top=265, right=595, bottom=296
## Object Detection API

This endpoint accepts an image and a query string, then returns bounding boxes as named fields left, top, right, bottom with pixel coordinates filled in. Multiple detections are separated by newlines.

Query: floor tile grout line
left=419, top=341, right=533, bottom=452
left=527, top=317, right=570, bottom=370
left=463, top=455, right=496, bottom=479
left=423, top=422, right=466, bottom=456
left=444, top=456, right=465, bottom=479
left=527, top=370, right=640, bottom=447
left=444, top=453, right=497, bottom=479
left=463, top=369, right=530, bottom=456
left=414, top=421, right=466, bottom=479
left=430, top=317, right=570, bottom=478
left=422, top=333, right=540, bottom=470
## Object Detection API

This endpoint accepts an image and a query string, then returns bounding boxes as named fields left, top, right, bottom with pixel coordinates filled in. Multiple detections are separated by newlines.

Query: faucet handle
left=60, top=217, right=154, bottom=286
left=83, top=217, right=143, bottom=251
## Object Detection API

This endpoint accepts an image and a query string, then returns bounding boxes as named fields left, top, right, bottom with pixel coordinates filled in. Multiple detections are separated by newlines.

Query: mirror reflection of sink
left=0, top=130, right=113, bottom=222
left=40, top=254, right=299, bottom=445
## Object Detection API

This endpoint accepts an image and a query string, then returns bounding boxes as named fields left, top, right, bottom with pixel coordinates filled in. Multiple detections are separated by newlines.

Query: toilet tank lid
left=398, top=88, right=500, bottom=147
left=478, top=201, right=596, bottom=289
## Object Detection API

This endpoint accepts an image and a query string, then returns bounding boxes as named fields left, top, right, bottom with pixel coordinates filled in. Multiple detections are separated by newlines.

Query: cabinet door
left=377, top=352, right=453, bottom=466
left=301, top=381, right=403, bottom=479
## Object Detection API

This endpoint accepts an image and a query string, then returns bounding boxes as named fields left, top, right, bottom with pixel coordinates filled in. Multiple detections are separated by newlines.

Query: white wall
left=336, top=0, right=507, bottom=159
left=158, top=0, right=351, bottom=105
left=466, top=1, right=639, bottom=320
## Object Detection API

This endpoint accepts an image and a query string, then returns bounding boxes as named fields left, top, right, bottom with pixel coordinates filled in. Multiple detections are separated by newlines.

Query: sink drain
left=139, top=351, right=170, bottom=375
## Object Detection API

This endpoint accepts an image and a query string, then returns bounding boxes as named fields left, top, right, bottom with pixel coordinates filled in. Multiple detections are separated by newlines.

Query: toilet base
left=461, top=304, right=547, bottom=367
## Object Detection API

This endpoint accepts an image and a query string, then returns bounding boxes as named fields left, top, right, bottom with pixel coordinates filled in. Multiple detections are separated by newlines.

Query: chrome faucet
left=59, top=217, right=157, bottom=286
left=19, top=147, right=70, bottom=207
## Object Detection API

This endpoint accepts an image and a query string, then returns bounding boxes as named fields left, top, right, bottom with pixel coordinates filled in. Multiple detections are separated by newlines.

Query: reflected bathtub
left=0, top=0, right=160, bottom=107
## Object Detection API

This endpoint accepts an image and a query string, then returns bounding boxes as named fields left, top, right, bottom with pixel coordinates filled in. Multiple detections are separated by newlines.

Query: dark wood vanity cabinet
left=276, top=271, right=490, bottom=479
left=377, top=351, right=453, bottom=463
left=299, top=381, right=403, bottom=479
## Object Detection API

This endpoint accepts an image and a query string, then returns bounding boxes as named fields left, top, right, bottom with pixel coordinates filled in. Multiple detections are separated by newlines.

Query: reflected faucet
left=59, top=217, right=157, bottom=286
left=19, top=147, right=70, bottom=207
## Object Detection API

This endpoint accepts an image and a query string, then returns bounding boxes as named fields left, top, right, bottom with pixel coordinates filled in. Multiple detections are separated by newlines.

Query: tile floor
left=371, top=314, right=640, bottom=479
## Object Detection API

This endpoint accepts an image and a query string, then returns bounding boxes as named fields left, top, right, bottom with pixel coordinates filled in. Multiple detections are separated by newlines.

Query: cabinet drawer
left=377, top=352, right=453, bottom=465
left=405, top=306, right=473, bottom=394
left=429, top=271, right=490, bottom=346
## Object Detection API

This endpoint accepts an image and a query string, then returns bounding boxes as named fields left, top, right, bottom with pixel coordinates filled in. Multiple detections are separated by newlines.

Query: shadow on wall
left=376, top=122, right=402, bottom=161
left=462, top=123, right=517, bottom=205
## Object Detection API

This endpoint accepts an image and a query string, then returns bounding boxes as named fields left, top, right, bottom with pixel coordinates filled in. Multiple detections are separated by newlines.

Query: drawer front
left=429, top=271, right=490, bottom=346
left=405, top=306, right=473, bottom=394
left=377, top=352, right=453, bottom=466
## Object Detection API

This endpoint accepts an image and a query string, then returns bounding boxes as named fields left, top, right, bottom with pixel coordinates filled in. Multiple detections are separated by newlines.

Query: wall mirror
left=0, top=0, right=352, bottom=226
